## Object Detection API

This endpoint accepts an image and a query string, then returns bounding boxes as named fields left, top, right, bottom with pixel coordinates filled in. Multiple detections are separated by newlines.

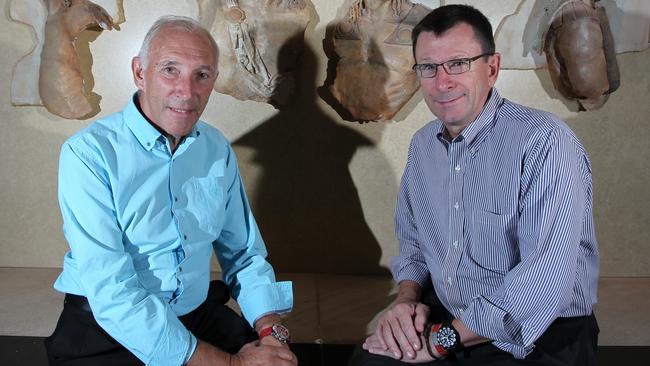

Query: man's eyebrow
left=155, top=60, right=180, bottom=68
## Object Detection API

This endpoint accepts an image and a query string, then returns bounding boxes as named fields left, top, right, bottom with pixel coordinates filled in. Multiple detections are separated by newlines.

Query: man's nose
left=174, top=75, right=193, bottom=99
left=434, top=68, right=455, bottom=90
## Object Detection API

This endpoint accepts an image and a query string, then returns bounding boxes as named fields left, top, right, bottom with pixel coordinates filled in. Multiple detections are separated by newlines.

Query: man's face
left=415, top=23, right=499, bottom=134
left=132, top=27, right=218, bottom=137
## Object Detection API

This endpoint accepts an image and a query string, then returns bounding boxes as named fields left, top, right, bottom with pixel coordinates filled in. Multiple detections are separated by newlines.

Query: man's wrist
left=259, top=323, right=291, bottom=344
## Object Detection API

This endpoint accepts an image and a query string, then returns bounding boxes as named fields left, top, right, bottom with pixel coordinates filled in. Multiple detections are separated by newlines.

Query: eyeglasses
left=412, top=53, right=493, bottom=78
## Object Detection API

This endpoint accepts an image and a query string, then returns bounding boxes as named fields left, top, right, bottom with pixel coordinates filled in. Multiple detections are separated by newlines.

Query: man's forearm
left=253, top=313, right=283, bottom=334
left=395, top=280, right=423, bottom=303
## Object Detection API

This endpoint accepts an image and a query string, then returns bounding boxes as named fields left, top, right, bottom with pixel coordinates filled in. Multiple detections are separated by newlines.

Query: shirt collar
left=435, top=88, right=503, bottom=146
left=124, top=93, right=201, bottom=151
left=460, top=88, right=502, bottom=146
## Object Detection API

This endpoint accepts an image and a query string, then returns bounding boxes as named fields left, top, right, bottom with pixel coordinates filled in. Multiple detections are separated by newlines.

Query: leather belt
left=64, top=293, right=93, bottom=313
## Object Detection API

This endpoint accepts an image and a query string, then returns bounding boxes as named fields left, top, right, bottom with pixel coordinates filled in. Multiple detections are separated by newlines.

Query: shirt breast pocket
left=469, top=210, right=518, bottom=274
left=185, top=177, right=225, bottom=237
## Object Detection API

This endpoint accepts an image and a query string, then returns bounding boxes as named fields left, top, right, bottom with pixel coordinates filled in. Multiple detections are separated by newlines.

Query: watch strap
left=423, top=322, right=440, bottom=360
left=259, top=323, right=291, bottom=344
left=430, top=323, right=449, bottom=357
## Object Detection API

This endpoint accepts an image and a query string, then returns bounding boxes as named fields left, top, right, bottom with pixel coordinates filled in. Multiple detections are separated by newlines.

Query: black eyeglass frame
left=412, top=53, right=494, bottom=78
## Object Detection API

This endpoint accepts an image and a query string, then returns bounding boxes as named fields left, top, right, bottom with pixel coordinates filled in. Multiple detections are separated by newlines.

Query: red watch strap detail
left=434, top=344, right=448, bottom=357
left=430, top=323, right=449, bottom=357
left=259, top=326, right=273, bottom=338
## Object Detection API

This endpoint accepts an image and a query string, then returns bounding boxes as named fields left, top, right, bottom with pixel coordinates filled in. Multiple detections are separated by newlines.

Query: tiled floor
left=1, top=268, right=650, bottom=347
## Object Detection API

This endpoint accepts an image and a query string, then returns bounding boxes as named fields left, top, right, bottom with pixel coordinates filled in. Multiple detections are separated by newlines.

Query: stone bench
left=1, top=268, right=648, bottom=346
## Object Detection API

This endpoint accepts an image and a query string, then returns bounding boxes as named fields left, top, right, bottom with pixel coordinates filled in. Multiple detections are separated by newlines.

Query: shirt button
left=174, top=196, right=178, bottom=202
left=453, top=202, right=459, bottom=210
left=183, top=234, right=188, bottom=240
left=455, top=164, right=461, bottom=172
left=459, top=308, right=464, bottom=315
left=447, top=277, right=453, bottom=285
left=178, top=266, right=183, bottom=272
left=453, top=240, right=458, bottom=248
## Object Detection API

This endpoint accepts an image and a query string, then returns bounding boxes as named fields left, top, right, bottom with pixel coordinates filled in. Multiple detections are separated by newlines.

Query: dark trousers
left=44, top=281, right=257, bottom=366
left=349, top=293, right=599, bottom=366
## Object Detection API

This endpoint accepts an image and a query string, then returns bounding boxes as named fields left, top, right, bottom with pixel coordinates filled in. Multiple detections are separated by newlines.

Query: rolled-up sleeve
left=461, top=130, right=588, bottom=358
left=392, top=142, right=431, bottom=287
left=214, top=146, right=293, bottom=325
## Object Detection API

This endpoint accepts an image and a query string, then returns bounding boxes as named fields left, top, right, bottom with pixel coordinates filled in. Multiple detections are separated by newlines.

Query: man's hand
left=367, top=280, right=429, bottom=360
left=231, top=341, right=297, bottom=366
left=363, top=333, right=435, bottom=363
left=187, top=339, right=297, bottom=366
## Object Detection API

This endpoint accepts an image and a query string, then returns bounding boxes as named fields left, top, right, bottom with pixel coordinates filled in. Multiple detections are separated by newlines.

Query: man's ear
left=132, top=57, right=145, bottom=90
left=488, top=52, right=501, bottom=86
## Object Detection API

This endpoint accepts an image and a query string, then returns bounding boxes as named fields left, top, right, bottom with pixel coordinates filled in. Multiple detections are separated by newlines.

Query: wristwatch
left=430, top=321, right=461, bottom=356
left=259, top=323, right=291, bottom=344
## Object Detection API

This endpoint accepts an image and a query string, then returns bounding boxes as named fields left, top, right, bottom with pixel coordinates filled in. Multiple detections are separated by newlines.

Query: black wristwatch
left=430, top=321, right=461, bottom=356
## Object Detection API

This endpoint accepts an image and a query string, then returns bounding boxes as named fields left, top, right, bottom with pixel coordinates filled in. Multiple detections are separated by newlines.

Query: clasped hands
left=363, top=300, right=440, bottom=363
left=229, top=334, right=297, bottom=366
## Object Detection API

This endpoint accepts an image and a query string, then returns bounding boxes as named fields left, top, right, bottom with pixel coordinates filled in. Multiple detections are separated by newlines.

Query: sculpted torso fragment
left=544, top=0, right=619, bottom=110
left=326, top=0, right=431, bottom=122
left=198, top=0, right=311, bottom=107
left=40, top=0, right=114, bottom=119
left=10, top=0, right=116, bottom=119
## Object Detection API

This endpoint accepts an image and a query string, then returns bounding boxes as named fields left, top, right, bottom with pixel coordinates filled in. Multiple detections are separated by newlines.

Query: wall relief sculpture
left=10, top=0, right=118, bottom=119
left=544, top=0, right=620, bottom=110
left=495, top=0, right=649, bottom=69
left=198, top=0, right=311, bottom=107
left=323, top=0, right=432, bottom=122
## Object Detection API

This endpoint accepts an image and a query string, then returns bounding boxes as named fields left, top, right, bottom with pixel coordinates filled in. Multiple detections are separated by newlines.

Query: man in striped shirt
left=352, top=4, right=599, bottom=366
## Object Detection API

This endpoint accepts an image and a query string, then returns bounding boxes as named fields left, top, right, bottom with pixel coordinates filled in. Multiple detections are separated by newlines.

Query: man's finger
left=276, top=349, right=295, bottom=361
left=374, top=323, right=389, bottom=350
left=383, top=319, right=404, bottom=359
left=413, top=303, right=431, bottom=333
left=390, top=315, right=416, bottom=359
left=397, top=310, right=421, bottom=353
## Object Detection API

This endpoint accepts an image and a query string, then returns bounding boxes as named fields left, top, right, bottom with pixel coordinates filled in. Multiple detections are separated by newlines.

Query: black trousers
left=349, top=293, right=599, bottom=366
left=44, top=281, right=257, bottom=366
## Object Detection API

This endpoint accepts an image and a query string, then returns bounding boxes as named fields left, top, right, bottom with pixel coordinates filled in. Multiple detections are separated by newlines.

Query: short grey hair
left=137, top=15, right=218, bottom=69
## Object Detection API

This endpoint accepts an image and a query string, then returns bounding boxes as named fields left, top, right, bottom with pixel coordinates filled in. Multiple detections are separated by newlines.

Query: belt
left=64, top=293, right=93, bottom=313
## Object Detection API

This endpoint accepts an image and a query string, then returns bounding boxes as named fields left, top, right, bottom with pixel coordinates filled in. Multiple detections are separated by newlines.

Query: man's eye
left=420, top=64, right=436, bottom=70
left=447, top=60, right=466, bottom=68
left=198, top=72, right=211, bottom=80
left=162, top=66, right=176, bottom=74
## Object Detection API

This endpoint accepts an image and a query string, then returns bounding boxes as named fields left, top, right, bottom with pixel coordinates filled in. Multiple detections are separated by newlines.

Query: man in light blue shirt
left=45, top=15, right=296, bottom=366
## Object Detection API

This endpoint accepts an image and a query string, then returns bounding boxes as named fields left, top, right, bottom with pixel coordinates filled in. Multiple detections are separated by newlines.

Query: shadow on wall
left=233, top=43, right=394, bottom=275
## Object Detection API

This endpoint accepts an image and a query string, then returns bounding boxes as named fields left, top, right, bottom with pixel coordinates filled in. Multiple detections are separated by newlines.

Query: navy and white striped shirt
left=392, top=89, right=599, bottom=358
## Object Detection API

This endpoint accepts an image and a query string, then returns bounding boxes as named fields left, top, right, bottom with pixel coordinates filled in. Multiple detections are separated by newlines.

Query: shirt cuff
left=147, top=308, right=194, bottom=366
left=183, top=333, right=198, bottom=365
left=236, top=281, right=293, bottom=327
left=461, top=297, right=533, bottom=359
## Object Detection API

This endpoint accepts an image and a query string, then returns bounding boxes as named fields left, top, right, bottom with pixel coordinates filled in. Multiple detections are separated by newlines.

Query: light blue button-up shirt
left=54, top=95, right=293, bottom=365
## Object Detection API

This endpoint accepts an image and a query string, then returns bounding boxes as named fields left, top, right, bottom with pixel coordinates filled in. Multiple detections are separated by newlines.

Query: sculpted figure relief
left=40, top=0, right=114, bottom=119
left=198, top=0, right=311, bottom=107
left=10, top=0, right=116, bottom=119
left=326, top=0, right=431, bottom=122
left=543, top=0, right=619, bottom=110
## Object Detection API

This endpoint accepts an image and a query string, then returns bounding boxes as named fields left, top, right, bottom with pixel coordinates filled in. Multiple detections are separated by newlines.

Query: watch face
left=272, top=324, right=291, bottom=343
left=438, top=326, right=458, bottom=349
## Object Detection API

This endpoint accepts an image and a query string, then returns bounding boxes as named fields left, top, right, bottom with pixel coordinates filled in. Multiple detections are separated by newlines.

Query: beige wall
left=0, top=0, right=648, bottom=276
